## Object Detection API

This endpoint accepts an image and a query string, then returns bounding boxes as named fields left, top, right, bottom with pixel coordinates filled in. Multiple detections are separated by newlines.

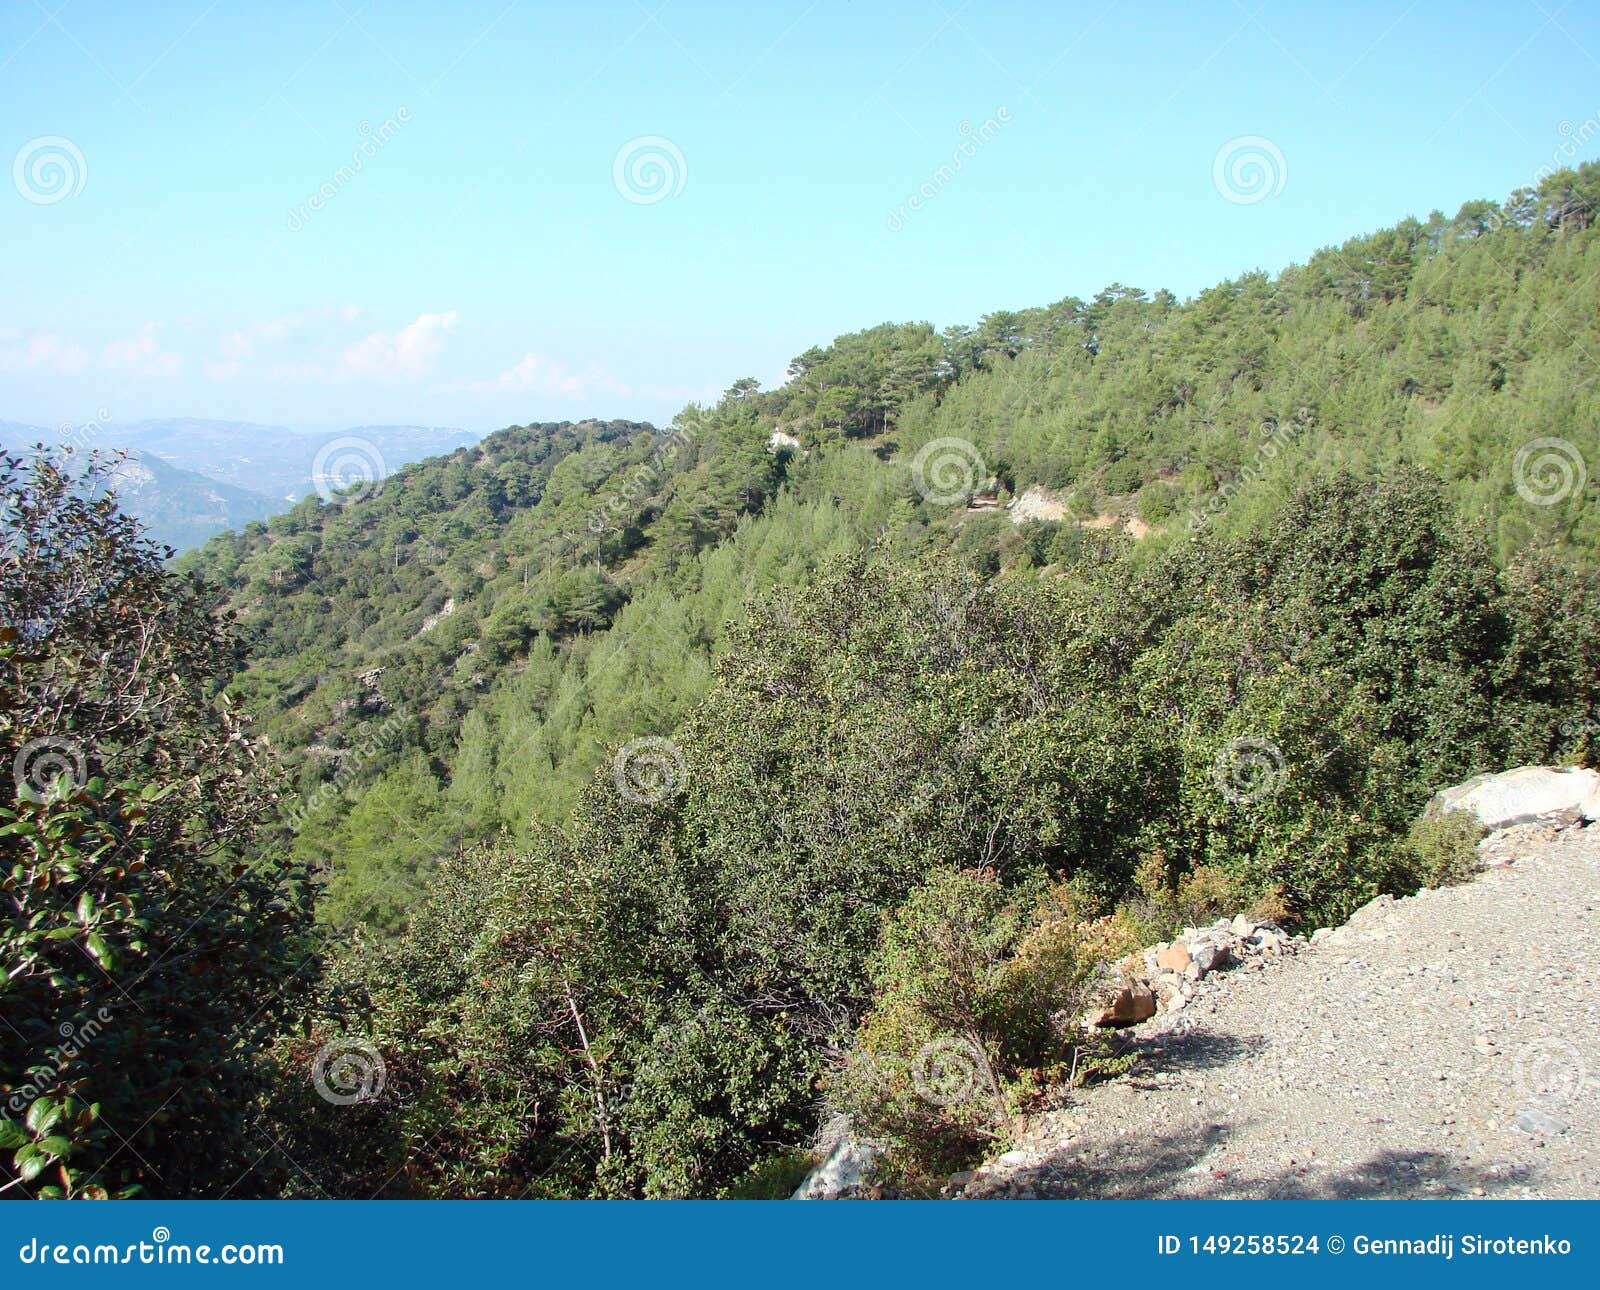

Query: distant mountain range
left=0, top=419, right=480, bottom=551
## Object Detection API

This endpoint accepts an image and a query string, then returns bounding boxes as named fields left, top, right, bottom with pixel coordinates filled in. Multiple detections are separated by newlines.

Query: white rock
left=792, top=1135, right=882, bottom=1199
left=1426, top=765, right=1600, bottom=831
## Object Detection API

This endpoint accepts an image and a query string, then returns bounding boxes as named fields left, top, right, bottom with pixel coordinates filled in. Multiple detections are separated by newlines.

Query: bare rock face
left=792, top=1133, right=882, bottom=1199
left=1425, top=766, right=1600, bottom=831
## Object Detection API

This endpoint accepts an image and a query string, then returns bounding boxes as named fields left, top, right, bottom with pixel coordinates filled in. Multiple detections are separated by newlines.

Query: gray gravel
left=967, top=823, right=1600, bottom=1199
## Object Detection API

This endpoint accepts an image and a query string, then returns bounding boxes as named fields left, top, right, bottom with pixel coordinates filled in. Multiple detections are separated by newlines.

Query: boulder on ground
left=792, top=1134, right=882, bottom=1199
left=1091, top=982, right=1157, bottom=1028
left=1425, top=766, right=1600, bottom=831
left=1156, top=942, right=1192, bottom=973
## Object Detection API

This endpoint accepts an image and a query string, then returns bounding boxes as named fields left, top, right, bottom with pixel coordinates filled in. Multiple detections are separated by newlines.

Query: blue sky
left=3, top=0, right=1600, bottom=433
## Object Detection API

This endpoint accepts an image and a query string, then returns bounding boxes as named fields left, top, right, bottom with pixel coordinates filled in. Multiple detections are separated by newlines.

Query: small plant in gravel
left=1399, top=813, right=1485, bottom=888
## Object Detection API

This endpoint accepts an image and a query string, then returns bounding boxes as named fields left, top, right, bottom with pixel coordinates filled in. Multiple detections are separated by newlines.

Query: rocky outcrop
left=420, top=597, right=456, bottom=633
left=1089, top=916, right=1297, bottom=1029
left=1090, top=982, right=1157, bottom=1028
left=1008, top=485, right=1070, bottom=523
left=1426, top=765, right=1600, bottom=831
left=791, top=1122, right=882, bottom=1199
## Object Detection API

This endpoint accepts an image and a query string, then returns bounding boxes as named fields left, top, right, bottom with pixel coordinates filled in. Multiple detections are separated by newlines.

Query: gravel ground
left=964, top=822, right=1600, bottom=1199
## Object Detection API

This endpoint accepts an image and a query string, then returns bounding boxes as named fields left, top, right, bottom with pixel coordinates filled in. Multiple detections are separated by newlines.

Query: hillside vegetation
left=4, top=162, right=1599, bottom=1199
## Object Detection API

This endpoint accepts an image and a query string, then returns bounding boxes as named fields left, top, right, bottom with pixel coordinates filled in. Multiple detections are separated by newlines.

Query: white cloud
left=220, top=315, right=300, bottom=360
left=101, top=323, right=181, bottom=377
left=0, top=331, right=90, bottom=375
left=477, top=350, right=594, bottom=396
left=339, top=310, right=459, bottom=380
left=465, top=351, right=726, bottom=413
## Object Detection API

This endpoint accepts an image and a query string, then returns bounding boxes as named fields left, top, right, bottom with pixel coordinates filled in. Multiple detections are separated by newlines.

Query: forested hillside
left=6, top=163, right=1599, bottom=1201
left=184, top=163, right=1600, bottom=934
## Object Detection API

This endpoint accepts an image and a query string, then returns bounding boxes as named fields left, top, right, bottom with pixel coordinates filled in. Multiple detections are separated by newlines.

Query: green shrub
left=719, top=1149, right=818, bottom=1199
left=1399, top=813, right=1484, bottom=888
left=833, top=868, right=1136, bottom=1177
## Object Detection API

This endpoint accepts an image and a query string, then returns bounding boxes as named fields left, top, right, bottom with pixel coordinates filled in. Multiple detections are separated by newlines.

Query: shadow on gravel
left=1042, top=1127, right=1541, bottom=1200
left=1127, top=1028, right=1269, bottom=1075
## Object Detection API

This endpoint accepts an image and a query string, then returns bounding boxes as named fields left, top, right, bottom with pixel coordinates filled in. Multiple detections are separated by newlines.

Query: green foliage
left=1398, top=813, right=1485, bottom=889
left=718, top=1148, right=818, bottom=1199
left=81, top=160, right=1600, bottom=1199
left=180, top=165, right=1600, bottom=941
left=834, top=868, right=1136, bottom=1175
left=0, top=451, right=312, bottom=1199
